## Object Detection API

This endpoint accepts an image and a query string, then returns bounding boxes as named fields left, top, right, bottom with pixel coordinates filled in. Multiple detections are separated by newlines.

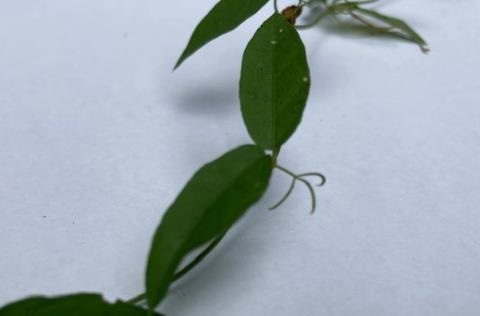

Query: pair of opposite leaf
left=176, top=0, right=309, bottom=151
left=177, top=0, right=311, bottom=152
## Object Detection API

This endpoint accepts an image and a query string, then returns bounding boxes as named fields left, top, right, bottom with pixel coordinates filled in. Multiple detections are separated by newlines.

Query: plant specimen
left=0, top=0, right=427, bottom=314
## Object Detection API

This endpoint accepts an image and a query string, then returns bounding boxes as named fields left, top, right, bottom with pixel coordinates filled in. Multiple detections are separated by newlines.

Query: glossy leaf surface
left=175, top=0, right=269, bottom=69
left=0, top=293, right=161, bottom=315
left=146, top=145, right=272, bottom=308
left=240, top=14, right=310, bottom=150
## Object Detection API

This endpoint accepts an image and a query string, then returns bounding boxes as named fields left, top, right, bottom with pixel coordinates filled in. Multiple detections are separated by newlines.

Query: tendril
left=270, top=165, right=326, bottom=214
left=297, top=172, right=326, bottom=187
left=269, top=178, right=296, bottom=210
left=297, top=177, right=317, bottom=214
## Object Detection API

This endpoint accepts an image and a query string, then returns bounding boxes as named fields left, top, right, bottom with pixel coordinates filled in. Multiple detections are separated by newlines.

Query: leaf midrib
left=178, top=154, right=266, bottom=251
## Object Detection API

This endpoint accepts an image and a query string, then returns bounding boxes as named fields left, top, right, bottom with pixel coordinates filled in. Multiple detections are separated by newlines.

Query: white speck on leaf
left=271, top=40, right=277, bottom=45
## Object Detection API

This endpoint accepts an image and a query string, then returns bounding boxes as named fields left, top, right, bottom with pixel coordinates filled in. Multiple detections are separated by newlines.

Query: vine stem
left=126, top=233, right=226, bottom=306
left=271, top=148, right=280, bottom=166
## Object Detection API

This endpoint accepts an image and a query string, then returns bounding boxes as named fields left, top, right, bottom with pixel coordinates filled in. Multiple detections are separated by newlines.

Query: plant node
left=282, top=5, right=303, bottom=25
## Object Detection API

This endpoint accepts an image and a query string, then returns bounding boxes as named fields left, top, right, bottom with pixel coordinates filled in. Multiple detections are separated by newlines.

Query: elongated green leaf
left=240, top=13, right=310, bottom=151
left=0, top=293, right=162, bottom=315
left=175, top=0, right=269, bottom=69
left=353, top=8, right=429, bottom=52
left=146, top=145, right=272, bottom=309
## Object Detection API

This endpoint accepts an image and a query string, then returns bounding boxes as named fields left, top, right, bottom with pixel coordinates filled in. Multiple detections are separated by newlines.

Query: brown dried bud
left=281, top=5, right=303, bottom=25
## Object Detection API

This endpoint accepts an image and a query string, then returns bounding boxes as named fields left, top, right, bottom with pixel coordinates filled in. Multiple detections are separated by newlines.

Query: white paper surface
left=1, top=0, right=479, bottom=315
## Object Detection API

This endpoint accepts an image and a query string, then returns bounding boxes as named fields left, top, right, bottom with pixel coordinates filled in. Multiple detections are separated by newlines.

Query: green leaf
left=0, top=293, right=162, bottom=315
left=175, top=0, right=269, bottom=69
left=353, top=8, right=429, bottom=52
left=240, top=13, right=310, bottom=151
left=146, top=145, right=272, bottom=309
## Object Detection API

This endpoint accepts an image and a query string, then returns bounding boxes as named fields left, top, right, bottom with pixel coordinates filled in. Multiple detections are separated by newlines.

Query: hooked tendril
left=269, top=177, right=296, bottom=210
left=272, top=165, right=325, bottom=213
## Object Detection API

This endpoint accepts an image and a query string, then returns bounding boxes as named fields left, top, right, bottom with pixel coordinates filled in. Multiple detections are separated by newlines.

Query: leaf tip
left=173, top=58, right=183, bottom=71
left=420, top=44, right=430, bottom=54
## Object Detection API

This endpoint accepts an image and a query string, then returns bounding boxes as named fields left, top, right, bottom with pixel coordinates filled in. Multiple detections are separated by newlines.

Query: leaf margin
left=145, top=144, right=273, bottom=309
left=175, top=0, right=270, bottom=69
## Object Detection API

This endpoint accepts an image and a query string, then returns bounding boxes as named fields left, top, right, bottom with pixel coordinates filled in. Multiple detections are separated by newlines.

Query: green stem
left=126, top=233, right=226, bottom=306
left=271, top=148, right=280, bottom=167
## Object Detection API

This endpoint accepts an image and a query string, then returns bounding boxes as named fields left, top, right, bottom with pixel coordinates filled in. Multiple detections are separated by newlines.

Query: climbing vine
left=0, top=0, right=427, bottom=314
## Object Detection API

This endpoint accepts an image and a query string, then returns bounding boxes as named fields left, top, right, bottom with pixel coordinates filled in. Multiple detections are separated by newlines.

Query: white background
left=1, top=0, right=479, bottom=315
